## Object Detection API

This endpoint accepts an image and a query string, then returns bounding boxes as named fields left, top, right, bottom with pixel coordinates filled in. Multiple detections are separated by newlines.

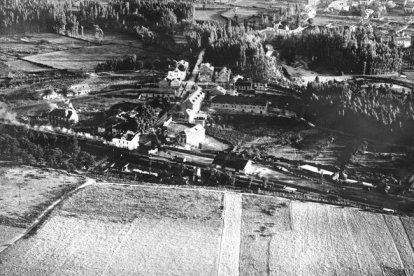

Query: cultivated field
left=22, top=35, right=170, bottom=71
left=0, top=184, right=224, bottom=275
left=0, top=165, right=84, bottom=227
left=241, top=195, right=414, bottom=276
left=194, top=9, right=227, bottom=24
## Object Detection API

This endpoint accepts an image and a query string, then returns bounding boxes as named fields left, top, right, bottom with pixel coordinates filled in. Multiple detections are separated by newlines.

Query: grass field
left=0, top=166, right=84, bottom=227
left=241, top=195, right=414, bottom=276
left=0, top=184, right=224, bottom=275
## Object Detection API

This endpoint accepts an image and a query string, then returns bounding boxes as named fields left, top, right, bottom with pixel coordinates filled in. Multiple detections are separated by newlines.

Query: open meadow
left=0, top=184, right=224, bottom=275
left=0, top=165, right=84, bottom=228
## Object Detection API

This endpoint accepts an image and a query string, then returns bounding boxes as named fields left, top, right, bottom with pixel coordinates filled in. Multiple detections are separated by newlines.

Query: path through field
left=218, top=193, right=242, bottom=276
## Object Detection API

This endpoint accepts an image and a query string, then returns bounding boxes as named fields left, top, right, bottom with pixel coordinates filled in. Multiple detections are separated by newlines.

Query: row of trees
left=95, top=55, right=175, bottom=72
left=271, top=25, right=403, bottom=75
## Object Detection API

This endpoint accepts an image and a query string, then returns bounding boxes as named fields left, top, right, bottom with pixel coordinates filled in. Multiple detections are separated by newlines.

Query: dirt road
left=218, top=193, right=242, bottom=276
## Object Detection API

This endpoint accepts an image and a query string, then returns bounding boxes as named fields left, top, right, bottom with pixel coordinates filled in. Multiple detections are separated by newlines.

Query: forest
left=270, top=25, right=404, bottom=75
left=303, top=80, right=414, bottom=144
left=185, top=20, right=283, bottom=83
left=0, top=0, right=194, bottom=35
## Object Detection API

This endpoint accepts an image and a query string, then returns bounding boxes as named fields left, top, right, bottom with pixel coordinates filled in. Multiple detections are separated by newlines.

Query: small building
left=212, top=153, right=253, bottom=174
left=179, top=124, right=205, bottom=147
left=42, top=89, right=62, bottom=100
left=198, top=63, right=215, bottom=83
left=111, top=131, right=140, bottom=150
left=235, top=79, right=253, bottom=92
left=139, top=91, right=176, bottom=100
left=167, top=67, right=186, bottom=81
left=210, top=86, right=227, bottom=96
left=67, top=83, right=91, bottom=97
left=182, top=87, right=205, bottom=113
left=48, top=107, right=79, bottom=127
left=215, top=67, right=231, bottom=88
left=394, top=35, right=412, bottom=48
left=211, top=95, right=268, bottom=114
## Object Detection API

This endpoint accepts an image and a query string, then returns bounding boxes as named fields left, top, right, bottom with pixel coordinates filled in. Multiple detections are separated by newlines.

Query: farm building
left=182, top=87, right=205, bottom=113
left=198, top=63, right=215, bottom=83
left=48, top=107, right=79, bottom=127
left=111, top=131, right=140, bottom=150
left=211, top=95, right=268, bottom=114
left=67, top=83, right=91, bottom=97
left=212, top=153, right=253, bottom=174
left=178, top=124, right=205, bottom=147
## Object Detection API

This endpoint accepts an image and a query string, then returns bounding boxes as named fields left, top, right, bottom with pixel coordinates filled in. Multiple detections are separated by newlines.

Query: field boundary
left=217, top=193, right=242, bottom=276
left=0, top=178, right=95, bottom=255
left=399, top=217, right=414, bottom=254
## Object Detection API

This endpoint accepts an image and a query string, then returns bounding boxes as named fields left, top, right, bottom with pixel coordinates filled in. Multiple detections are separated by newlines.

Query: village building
left=212, top=153, right=253, bottom=174
left=198, top=63, right=215, bottom=83
left=139, top=91, right=176, bottom=100
left=211, top=95, right=269, bottom=114
left=67, top=83, right=91, bottom=97
left=41, top=89, right=62, bottom=100
left=178, top=124, right=205, bottom=147
left=48, top=107, right=79, bottom=127
left=394, top=34, right=412, bottom=48
left=166, top=67, right=187, bottom=81
left=182, top=87, right=205, bottom=113
left=215, top=67, right=232, bottom=88
left=235, top=79, right=253, bottom=91
left=111, top=131, right=140, bottom=150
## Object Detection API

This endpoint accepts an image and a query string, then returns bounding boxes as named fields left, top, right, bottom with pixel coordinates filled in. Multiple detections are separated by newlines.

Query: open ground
left=1, top=183, right=414, bottom=275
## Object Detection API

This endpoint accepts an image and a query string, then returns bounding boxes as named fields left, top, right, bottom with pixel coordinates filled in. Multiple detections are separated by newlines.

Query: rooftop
left=212, top=153, right=250, bottom=171
left=211, top=95, right=267, bottom=106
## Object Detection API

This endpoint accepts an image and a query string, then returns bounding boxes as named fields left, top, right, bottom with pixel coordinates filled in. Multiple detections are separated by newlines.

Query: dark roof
left=211, top=95, right=267, bottom=106
left=212, top=153, right=250, bottom=171
left=235, top=79, right=252, bottom=86
left=49, top=108, right=73, bottom=119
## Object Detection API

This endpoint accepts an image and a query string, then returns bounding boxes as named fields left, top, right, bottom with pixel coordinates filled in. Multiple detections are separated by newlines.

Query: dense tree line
left=0, top=125, right=96, bottom=172
left=304, top=80, right=414, bottom=136
left=95, top=54, right=176, bottom=72
left=1, top=0, right=194, bottom=35
left=270, top=25, right=403, bottom=75
left=185, top=21, right=283, bottom=82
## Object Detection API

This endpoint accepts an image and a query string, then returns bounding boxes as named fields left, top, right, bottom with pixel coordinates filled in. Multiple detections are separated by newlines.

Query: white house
left=111, top=131, right=140, bottom=150
left=67, top=83, right=91, bottom=97
left=42, top=89, right=62, bottom=100
left=179, top=124, right=205, bottom=147
left=167, top=68, right=186, bottom=81
left=198, top=63, right=215, bottom=83
left=182, top=87, right=205, bottom=113
left=325, top=0, right=350, bottom=11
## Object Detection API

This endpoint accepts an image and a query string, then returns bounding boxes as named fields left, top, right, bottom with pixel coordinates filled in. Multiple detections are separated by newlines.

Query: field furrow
left=384, top=215, right=414, bottom=270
